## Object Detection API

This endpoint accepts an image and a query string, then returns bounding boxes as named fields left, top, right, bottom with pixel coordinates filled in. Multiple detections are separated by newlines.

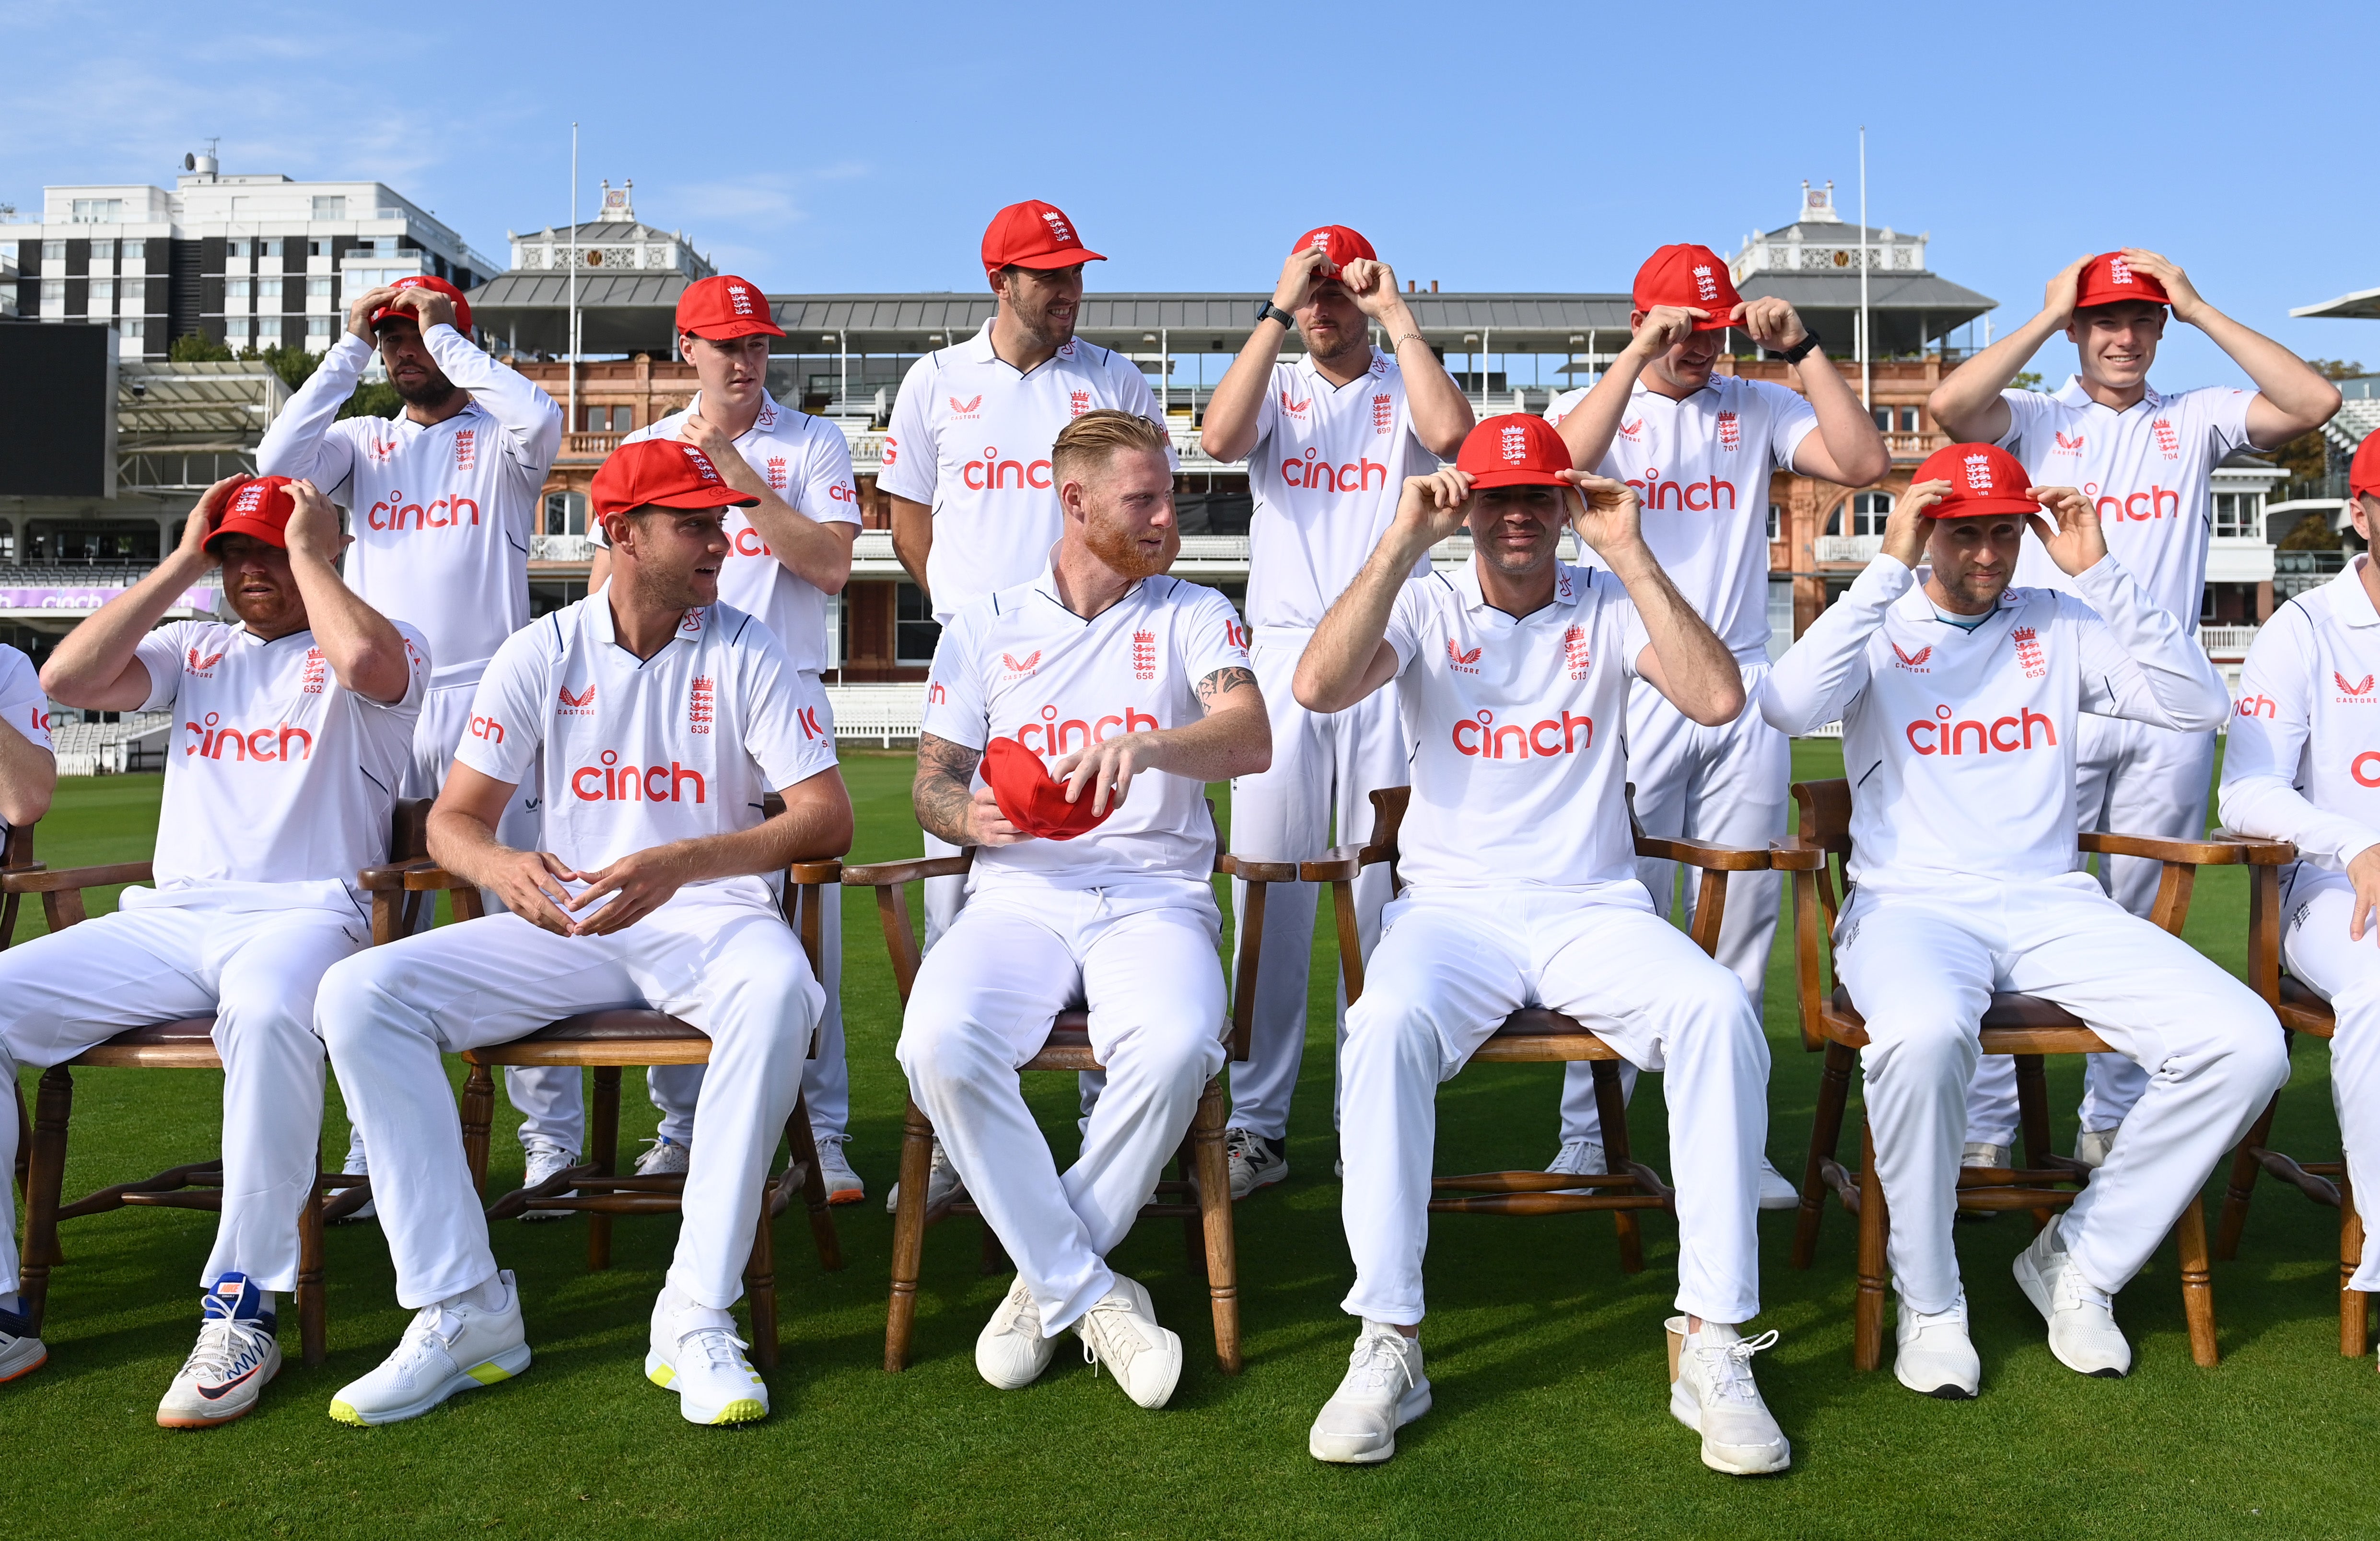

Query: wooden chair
left=1305, top=786, right=1773, bottom=1270
left=379, top=797, right=843, bottom=1372
left=843, top=803, right=1294, bottom=1375
left=2214, top=854, right=2369, bottom=1356
left=1775, top=776, right=2293, bottom=1371
left=9, top=799, right=433, bottom=1366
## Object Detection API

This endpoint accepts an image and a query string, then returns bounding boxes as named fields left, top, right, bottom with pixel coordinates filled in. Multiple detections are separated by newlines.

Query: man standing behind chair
left=0, top=639, right=56, bottom=848
left=585, top=275, right=864, bottom=1203
left=1761, top=444, right=2284, bottom=1398
left=319, top=438, right=851, bottom=1429
left=898, top=410, right=1268, bottom=1411
left=256, top=276, right=576, bottom=1203
left=1194, top=223, right=1471, bottom=1198
left=2218, top=432, right=2380, bottom=1317
left=1295, top=416, right=1785, bottom=1474
left=0, top=474, right=426, bottom=1422
left=1541, top=243, right=1889, bottom=1205
left=1929, top=250, right=2339, bottom=1168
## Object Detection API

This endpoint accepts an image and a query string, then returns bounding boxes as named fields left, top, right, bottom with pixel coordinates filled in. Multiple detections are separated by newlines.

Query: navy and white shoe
left=0, top=1301, right=46, bottom=1385
left=157, top=1274, right=281, bottom=1428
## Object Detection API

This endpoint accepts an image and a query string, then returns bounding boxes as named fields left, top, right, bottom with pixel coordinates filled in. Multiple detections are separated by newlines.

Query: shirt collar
left=584, top=583, right=701, bottom=662
left=964, top=319, right=999, bottom=364
left=1894, top=567, right=2018, bottom=623
left=2053, top=374, right=2165, bottom=414
left=682, top=388, right=781, bottom=442
left=1450, top=557, right=1587, bottom=619
left=2332, top=556, right=2380, bottom=628
left=1294, top=347, right=1389, bottom=387
left=1030, top=547, right=1149, bottom=620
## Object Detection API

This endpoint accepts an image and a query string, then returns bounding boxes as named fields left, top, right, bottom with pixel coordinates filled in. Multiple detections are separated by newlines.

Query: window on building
left=41, top=241, right=64, bottom=266
left=1904, top=408, right=1922, bottom=432
left=260, top=239, right=283, bottom=259
left=86, top=279, right=113, bottom=315
left=226, top=278, right=250, bottom=300
left=306, top=316, right=334, bottom=341
left=306, top=277, right=333, bottom=302
left=2213, top=491, right=2263, bottom=540
left=1851, top=491, right=1894, bottom=536
left=543, top=490, right=587, bottom=537
left=1823, top=504, right=1841, bottom=537
left=228, top=238, right=250, bottom=260
left=224, top=319, right=249, bottom=347
left=896, top=584, right=943, bottom=665
left=88, top=239, right=114, bottom=265
left=257, top=277, right=282, bottom=304
left=1766, top=502, right=1783, bottom=540
left=71, top=198, right=122, bottom=223
left=120, top=319, right=143, bottom=340
left=255, top=316, right=281, bottom=345
left=312, top=197, right=346, bottom=221
left=581, top=405, right=633, bottom=432
left=38, top=279, right=64, bottom=310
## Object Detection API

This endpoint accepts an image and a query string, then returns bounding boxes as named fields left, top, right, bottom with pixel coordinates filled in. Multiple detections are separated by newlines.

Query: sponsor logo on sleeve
left=2234, top=692, right=2275, bottom=719
left=798, top=704, right=824, bottom=739
left=467, top=713, right=503, bottom=743
left=927, top=680, right=947, bottom=704
left=881, top=434, right=899, bottom=468
left=1224, top=619, right=1249, bottom=652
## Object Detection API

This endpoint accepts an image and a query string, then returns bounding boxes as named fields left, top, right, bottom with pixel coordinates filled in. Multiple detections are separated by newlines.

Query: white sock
left=658, top=1282, right=733, bottom=1332
left=443, top=1274, right=507, bottom=1314
left=1693, top=1320, right=1743, bottom=1345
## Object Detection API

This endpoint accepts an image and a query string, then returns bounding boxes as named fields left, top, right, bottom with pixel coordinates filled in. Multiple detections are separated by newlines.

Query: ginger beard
left=1085, top=499, right=1181, bottom=580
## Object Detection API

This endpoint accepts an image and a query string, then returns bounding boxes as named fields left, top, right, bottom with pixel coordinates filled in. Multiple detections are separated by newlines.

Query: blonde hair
left=1051, top=409, right=1170, bottom=487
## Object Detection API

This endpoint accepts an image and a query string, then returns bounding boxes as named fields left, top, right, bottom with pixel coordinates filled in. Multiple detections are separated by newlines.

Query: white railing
left=1814, top=534, right=1883, bottom=564
left=530, top=534, right=596, bottom=562
left=826, top=683, right=925, bottom=747
left=2198, top=625, right=2258, bottom=656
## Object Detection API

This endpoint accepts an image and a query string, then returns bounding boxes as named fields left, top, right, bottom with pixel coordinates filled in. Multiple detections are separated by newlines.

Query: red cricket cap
left=981, top=200, right=1104, bottom=276
left=1632, top=244, right=1740, bottom=332
left=1290, top=224, right=1376, bottom=275
left=676, top=274, right=784, bottom=340
left=2074, top=252, right=2170, bottom=311
left=369, top=274, right=472, bottom=336
left=1913, top=443, right=2045, bottom=519
left=2351, top=432, right=2380, bottom=501
left=590, top=438, right=760, bottom=519
left=1457, top=414, right=1574, bottom=490
left=205, top=475, right=298, bottom=550
left=982, top=736, right=1111, bottom=841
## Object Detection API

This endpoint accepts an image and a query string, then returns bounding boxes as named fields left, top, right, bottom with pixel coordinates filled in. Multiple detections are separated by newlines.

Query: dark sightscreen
left=0, top=324, right=112, bottom=496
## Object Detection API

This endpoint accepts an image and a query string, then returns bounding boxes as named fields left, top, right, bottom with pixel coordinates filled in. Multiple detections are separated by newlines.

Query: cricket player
left=898, top=410, right=1269, bottom=1412
left=0, top=640, right=55, bottom=847
left=1929, top=250, right=2339, bottom=1167
left=318, top=437, right=851, bottom=1428
left=1761, top=442, right=2286, bottom=1398
left=0, top=474, right=427, bottom=1423
left=1194, top=222, right=1472, bottom=1198
left=1295, top=415, right=1786, bottom=1474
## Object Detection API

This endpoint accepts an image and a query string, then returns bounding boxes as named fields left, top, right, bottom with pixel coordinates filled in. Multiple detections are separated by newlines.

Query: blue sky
left=7, top=0, right=2375, bottom=389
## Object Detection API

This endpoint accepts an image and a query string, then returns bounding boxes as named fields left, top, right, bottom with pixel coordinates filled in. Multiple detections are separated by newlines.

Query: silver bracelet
left=1390, top=331, right=1427, bottom=351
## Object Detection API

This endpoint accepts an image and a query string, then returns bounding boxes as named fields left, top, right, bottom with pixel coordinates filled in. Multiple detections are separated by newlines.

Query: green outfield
left=4, top=744, right=2374, bottom=1540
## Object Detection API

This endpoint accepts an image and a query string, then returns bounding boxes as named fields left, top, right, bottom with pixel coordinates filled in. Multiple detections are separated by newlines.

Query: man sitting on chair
left=0, top=474, right=427, bottom=1424
left=318, top=436, right=852, bottom=1429
left=898, top=409, right=1270, bottom=1411
left=1293, top=415, right=1783, bottom=1473
left=1761, top=442, right=2285, bottom=1398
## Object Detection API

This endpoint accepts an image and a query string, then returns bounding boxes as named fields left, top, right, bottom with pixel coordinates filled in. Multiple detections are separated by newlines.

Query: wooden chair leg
left=1190, top=1077, right=1240, bottom=1372
left=744, top=1170, right=781, bottom=1372
left=460, top=1064, right=495, bottom=1203
left=20, top=1067, right=72, bottom=1332
left=297, top=1164, right=327, bottom=1366
left=2013, top=1054, right=2055, bottom=1230
left=885, top=1097, right=934, bottom=1372
left=2216, top=1091, right=2281, bottom=1261
left=2173, top=1195, right=2218, bottom=1367
left=1853, top=1115, right=1889, bottom=1372
left=2342, top=1174, right=2368, bottom=1359
left=1795, top=1040, right=1855, bottom=1270
left=785, top=1087, right=842, bottom=1272
left=1591, top=1059, right=1644, bottom=1274
left=587, top=1066, right=620, bottom=1272
left=11, top=1079, right=27, bottom=1205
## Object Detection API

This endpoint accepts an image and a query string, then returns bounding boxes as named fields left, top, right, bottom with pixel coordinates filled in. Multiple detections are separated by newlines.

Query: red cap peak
left=981, top=200, right=1105, bottom=276
left=590, top=438, right=761, bottom=519
left=676, top=275, right=784, bottom=341
left=2074, top=252, right=2170, bottom=311
left=1912, top=442, right=2043, bottom=518
left=1456, top=414, right=1574, bottom=490
left=206, top=475, right=299, bottom=550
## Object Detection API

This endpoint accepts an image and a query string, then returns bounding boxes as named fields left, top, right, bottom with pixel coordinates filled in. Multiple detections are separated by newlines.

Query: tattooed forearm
left=913, top=732, right=984, bottom=846
left=1195, top=665, right=1259, bottom=710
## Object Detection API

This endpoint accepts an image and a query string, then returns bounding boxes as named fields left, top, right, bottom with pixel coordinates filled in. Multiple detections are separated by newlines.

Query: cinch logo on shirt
left=1890, top=642, right=1934, bottom=673
left=1627, top=467, right=1737, bottom=511
left=797, top=705, right=824, bottom=739
left=1445, top=640, right=1482, bottom=674
left=927, top=681, right=947, bottom=704
left=1132, top=630, right=1156, bottom=681
left=454, top=428, right=477, bottom=472
left=826, top=481, right=858, bottom=503
left=1372, top=394, right=1393, bottom=434
left=1717, top=410, right=1740, bottom=451
left=882, top=434, right=900, bottom=468
left=2083, top=481, right=2180, bottom=522
left=1224, top=619, right=1249, bottom=651
left=571, top=750, right=707, bottom=803
left=186, top=646, right=225, bottom=677
left=2234, top=693, right=2275, bottom=720
left=468, top=713, right=503, bottom=743
left=2334, top=671, right=2379, bottom=703
left=2353, top=752, right=2380, bottom=788
left=1282, top=448, right=1388, bottom=492
left=365, top=489, right=483, bottom=532
left=1012, top=702, right=1158, bottom=759
left=1903, top=702, right=2057, bottom=756
left=183, top=712, right=313, bottom=762
left=558, top=683, right=597, bottom=715
left=731, top=527, right=775, bottom=558
left=962, top=447, right=1053, bottom=491
left=1451, top=708, right=1595, bottom=759
left=688, top=676, right=714, bottom=735
left=948, top=395, right=983, bottom=421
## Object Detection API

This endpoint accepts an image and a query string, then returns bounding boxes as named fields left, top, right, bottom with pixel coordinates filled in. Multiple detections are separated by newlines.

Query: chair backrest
left=1786, top=779, right=1855, bottom=1051
left=0, top=819, right=34, bottom=951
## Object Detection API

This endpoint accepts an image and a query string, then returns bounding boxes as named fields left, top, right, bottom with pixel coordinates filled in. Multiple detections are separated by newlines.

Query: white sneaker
left=1757, top=1157, right=1800, bottom=1212
left=519, top=1137, right=579, bottom=1222
left=1546, top=1137, right=1607, bottom=1195
left=885, top=1137, right=966, bottom=1215
left=1074, top=1274, right=1182, bottom=1410
left=1308, top=1320, right=1431, bottom=1464
left=975, top=1277, right=1057, bottom=1390
left=1893, top=1291, right=1981, bottom=1400
left=156, top=1274, right=281, bottom=1428
left=0, top=1302, right=46, bottom=1385
left=1961, top=1143, right=2011, bottom=1170
left=1225, top=1128, right=1288, bottom=1200
left=813, top=1134, right=865, bottom=1206
left=645, top=1291, right=768, bottom=1426
left=329, top=1270, right=532, bottom=1425
left=634, top=1136, right=691, bottom=1177
left=337, top=1137, right=377, bottom=1223
left=2014, top=1215, right=2130, bottom=1377
left=2075, top=1126, right=2120, bottom=1169
left=1669, top=1322, right=1792, bottom=1475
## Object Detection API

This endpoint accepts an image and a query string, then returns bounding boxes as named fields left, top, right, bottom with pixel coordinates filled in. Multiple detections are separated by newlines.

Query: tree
left=2013, top=371, right=2044, bottom=392
left=238, top=344, right=402, bottom=420
left=167, top=332, right=235, bottom=362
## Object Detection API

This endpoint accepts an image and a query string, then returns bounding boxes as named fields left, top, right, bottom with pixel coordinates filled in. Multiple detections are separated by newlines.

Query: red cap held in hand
left=982, top=736, right=1111, bottom=841
left=590, top=439, right=760, bottom=519
left=676, top=275, right=784, bottom=340
left=1632, top=244, right=1739, bottom=331
left=206, top=475, right=298, bottom=550
left=1913, top=443, right=2045, bottom=519
left=981, top=200, right=1105, bottom=276
left=1290, top=224, right=1376, bottom=275
left=2351, top=432, right=2380, bottom=501
left=2074, top=252, right=2170, bottom=311
left=1457, top=414, right=1575, bottom=490
left=369, top=274, right=472, bottom=336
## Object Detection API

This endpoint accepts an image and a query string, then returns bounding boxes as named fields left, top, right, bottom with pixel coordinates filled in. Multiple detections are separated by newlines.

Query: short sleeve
left=877, top=356, right=940, bottom=505
left=1381, top=581, right=1428, bottom=676
left=1760, top=379, right=1819, bottom=471
left=1543, top=387, right=1590, bottom=428
left=918, top=609, right=989, bottom=750
left=0, top=646, right=49, bottom=752
left=1247, top=365, right=1285, bottom=455
left=377, top=623, right=433, bottom=713
left=453, top=629, right=548, bottom=785
left=133, top=621, right=197, bottom=712
left=735, top=631, right=840, bottom=790
left=799, top=428, right=862, bottom=527
left=1175, top=585, right=1253, bottom=688
left=2200, top=387, right=2254, bottom=458
left=1997, top=388, right=2054, bottom=451
left=1617, top=585, right=1652, bottom=681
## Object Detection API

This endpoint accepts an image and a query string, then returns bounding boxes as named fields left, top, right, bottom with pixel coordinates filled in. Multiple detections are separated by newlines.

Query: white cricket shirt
left=1760, top=553, right=2230, bottom=888
left=1242, top=349, right=1437, bottom=631
left=0, top=642, right=53, bottom=846
left=1547, top=375, right=1815, bottom=662
left=257, top=325, right=563, bottom=684
left=880, top=320, right=1173, bottom=623
left=130, top=618, right=430, bottom=913
left=920, top=565, right=1252, bottom=892
left=1381, top=559, right=1650, bottom=895
left=590, top=389, right=860, bottom=675
left=2003, top=377, right=2254, bottom=627
left=456, top=588, right=839, bottom=910
left=2219, top=559, right=2380, bottom=877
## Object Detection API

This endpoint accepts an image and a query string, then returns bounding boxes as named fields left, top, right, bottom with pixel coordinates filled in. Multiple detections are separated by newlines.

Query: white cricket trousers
left=1839, top=874, right=2286, bottom=1315
left=1342, top=887, right=1770, bottom=1327
left=0, top=895, right=365, bottom=1296
left=318, top=889, right=823, bottom=1311
left=1225, top=626, right=1404, bottom=1141
left=1965, top=717, right=2219, bottom=1144
left=2273, top=869, right=2380, bottom=1292
left=1560, top=666, right=1789, bottom=1144
left=897, top=880, right=1227, bottom=1336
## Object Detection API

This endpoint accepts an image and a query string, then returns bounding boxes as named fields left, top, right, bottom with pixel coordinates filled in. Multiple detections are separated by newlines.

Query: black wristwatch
left=1777, top=330, right=1822, bottom=365
left=1254, top=301, right=1298, bottom=331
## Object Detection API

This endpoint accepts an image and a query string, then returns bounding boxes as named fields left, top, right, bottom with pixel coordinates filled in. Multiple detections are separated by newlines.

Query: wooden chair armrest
left=787, top=859, right=845, bottom=886
left=1768, top=838, right=1829, bottom=872
left=1634, top=833, right=1771, bottom=872
left=1216, top=852, right=1299, bottom=884
left=2, top=861, right=155, bottom=893
left=358, top=859, right=437, bottom=891
left=401, top=865, right=479, bottom=892
left=2207, top=829, right=2299, bottom=864
left=1300, top=843, right=1377, bottom=883
left=2078, top=830, right=2295, bottom=866
left=841, top=853, right=971, bottom=888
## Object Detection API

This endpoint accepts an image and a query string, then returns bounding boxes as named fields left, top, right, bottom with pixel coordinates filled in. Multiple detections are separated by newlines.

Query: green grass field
left=6, top=745, right=2375, bottom=1540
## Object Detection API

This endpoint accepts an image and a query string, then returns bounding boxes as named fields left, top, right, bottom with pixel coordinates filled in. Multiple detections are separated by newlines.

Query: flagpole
left=1859, top=125, right=1871, bottom=410
left=567, top=122, right=579, bottom=443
